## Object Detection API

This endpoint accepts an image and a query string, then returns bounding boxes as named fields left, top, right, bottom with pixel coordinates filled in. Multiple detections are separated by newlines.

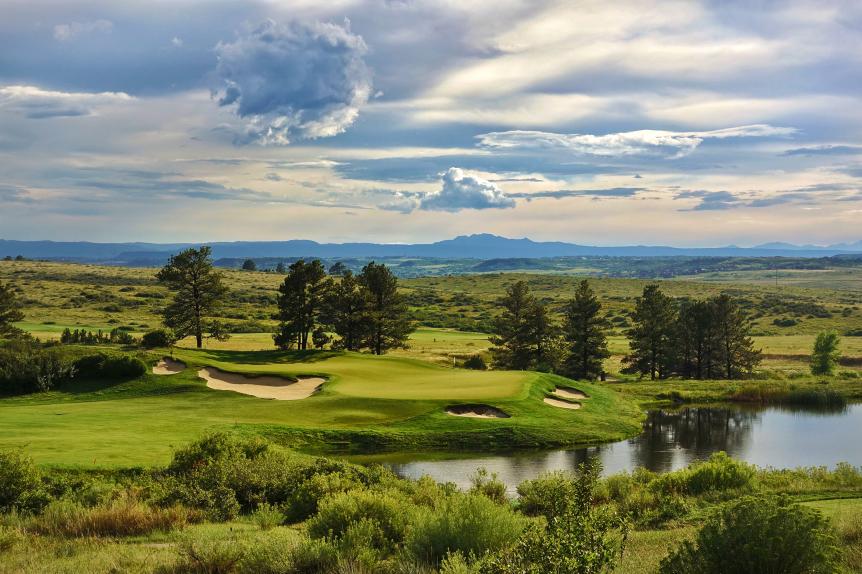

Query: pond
left=376, top=403, right=862, bottom=492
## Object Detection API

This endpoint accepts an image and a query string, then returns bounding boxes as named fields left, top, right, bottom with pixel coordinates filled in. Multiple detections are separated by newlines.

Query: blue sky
left=1, top=0, right=861, bottom=245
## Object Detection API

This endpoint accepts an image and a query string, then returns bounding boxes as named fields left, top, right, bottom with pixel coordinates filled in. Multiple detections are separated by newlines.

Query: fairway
left=0, top=348, right=643, bottom=467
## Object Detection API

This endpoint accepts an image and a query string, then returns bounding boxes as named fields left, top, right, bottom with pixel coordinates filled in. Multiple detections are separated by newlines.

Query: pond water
left=379, top=404, right=862, bottom=492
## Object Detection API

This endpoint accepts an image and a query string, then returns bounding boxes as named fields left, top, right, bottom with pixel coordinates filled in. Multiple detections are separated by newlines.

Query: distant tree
left=311, top=326, right=331, bottom=349
left=329, top=261, right=348, bottom=276
left=14, top=255, right=24, bottom=261
left=275, top=261, right=286, bottom=274
left=624, top=284, right=677, bottom=380
left=156, top=246, right=228, bottom=349
left=2, top=256, right=11, bottom=261
left=0, top=281, right=24, bottom=338
left=560, top=280, right=610, bottom=380
left=358, top=262, right=413, bottom=355
left=490, top=281, right=552, bottom=370
left=274, top=259, right=330, bottom=350
left=810, top=331, right=841, bottom=376
left=141, top=328, right=177, bottom=349
left=241, top=259, right=257, bottom=271
left=323, top=271, right=367, bottom=351
left=463, top=354, right=488, bottom=370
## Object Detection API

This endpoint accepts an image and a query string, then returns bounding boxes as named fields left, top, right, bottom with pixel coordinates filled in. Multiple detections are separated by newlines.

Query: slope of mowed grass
left=0, top=348, right=643, bottom=467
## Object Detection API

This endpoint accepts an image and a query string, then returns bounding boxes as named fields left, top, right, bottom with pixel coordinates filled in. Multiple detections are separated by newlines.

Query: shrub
left=0, top=339, right=75, bottom=394
left=517, top=471, right=577, bottom=520
left=651, top=452, right=755, bottom=496
left=482, top=460, right=627, bottom=574
left=73, top=353, right=147, bottom=380
left=407, top=494, right=527, bottom=565
left=659, top=496, right=839, bottom=574
left=462, top=355, right=487, bottom=370
left=141, top=328, right=177, bottom=349
left=33, top=496, right=189, bottom=537
left=252, top=502, right=284, bottom=531
left=469, top=468, right=507, bottom=505
left=0, top=449, right=48, bottom=513
left=176, top=532, right=247, bottom=574
left=308, top=488, right=412, bottom=553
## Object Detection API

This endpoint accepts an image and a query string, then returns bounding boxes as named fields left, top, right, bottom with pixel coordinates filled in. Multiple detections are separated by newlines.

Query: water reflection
left=381, top=404, right=862, bottom=493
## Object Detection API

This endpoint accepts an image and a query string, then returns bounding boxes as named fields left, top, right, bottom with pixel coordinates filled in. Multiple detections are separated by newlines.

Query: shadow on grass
left=195, top=349, right=344, bottom=365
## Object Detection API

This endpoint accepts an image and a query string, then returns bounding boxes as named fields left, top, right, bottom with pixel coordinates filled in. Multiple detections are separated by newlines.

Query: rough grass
left=31, top=497, right=190, bottom=537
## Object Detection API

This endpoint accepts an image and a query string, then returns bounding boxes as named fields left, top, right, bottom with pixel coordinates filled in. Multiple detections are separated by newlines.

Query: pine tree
left=490, top=281, right=546, bottom=370
left=0, top=281, right=24, bottom=338
left=156, top=247, right=228, bottom=348
left=274, top=259, right=330, bottom=350
left=358, top=262, right=413, bottom=355
left=323, top=270, right=367, bottom=351
left=561, top=280, right=610, bottom=380
left=624, top=284, right=677, bottom=380
left=711, top=294, right=761, bottom=379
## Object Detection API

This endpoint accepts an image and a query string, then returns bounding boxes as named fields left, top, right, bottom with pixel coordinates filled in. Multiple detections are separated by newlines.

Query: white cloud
left=476, top=124, right=797, bottom=159
left=419, top=168, right=515, bottom=211
left=215, top=19, right=372, bottom=145
left=53, top=19, right=113, bottom=41
left=0, top=85, right=133, bottom=119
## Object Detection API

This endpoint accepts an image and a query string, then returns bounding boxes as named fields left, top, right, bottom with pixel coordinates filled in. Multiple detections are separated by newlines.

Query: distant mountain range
left=2, top=234, right=862, bottom=265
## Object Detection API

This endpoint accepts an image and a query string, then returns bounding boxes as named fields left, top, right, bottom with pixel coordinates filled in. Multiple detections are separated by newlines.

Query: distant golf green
left=0, top=348, right=643, bottom=467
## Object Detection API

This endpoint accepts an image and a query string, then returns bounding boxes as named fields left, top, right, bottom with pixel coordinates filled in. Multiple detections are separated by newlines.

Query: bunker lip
left=153, top=357, right=186, bottom=375
left=197, top=367, right=324, bottom=401
left=544, top=397, right=581, bottom=410
left=553, top=386, right=589, bottom=400
left=445, top=404, right=510, bottom=419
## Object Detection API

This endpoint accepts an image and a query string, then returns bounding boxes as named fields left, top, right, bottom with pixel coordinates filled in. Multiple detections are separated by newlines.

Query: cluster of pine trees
left=273, top=260, right=413, bottom=355
left=624, top=286, right=761, bottom=380
left=490, top=280, right=761, bottom=381
left=59, top=327, right=135, bottom=346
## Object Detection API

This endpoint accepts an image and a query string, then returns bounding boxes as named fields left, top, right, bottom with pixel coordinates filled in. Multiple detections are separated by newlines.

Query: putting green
left=0, top=348, right=643, bottom=467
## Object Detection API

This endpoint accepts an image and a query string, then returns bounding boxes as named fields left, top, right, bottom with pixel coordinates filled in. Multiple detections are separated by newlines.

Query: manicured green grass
left=0, top=348, right=643, bottom=467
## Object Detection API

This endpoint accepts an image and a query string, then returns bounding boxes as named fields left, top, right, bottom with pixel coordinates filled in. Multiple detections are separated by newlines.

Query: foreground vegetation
left=2, top=434, right=862, bottom=573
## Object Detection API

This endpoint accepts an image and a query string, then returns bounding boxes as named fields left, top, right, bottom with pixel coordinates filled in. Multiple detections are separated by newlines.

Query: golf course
left=0, top=347, right=643, bottom=467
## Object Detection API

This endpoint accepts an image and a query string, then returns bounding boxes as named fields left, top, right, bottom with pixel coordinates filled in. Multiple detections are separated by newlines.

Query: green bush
left=32, top=496, right=189, bottom=537
left=660, top=496, right=839, bottom=574
left=175, top=531, right=247, bottom=574
left=407, top=493, right=527, bottom=566
left=0, top=449, right=48, bottom=513
left=482, top=460, right=627, bottom=574
left=651, top=452, right=755, bottom=496
left=462, top=355, right=487, bottom=370
left=141, top=328, right=177, bottom=349
left=0, top=339, right=75, bottom=394
left=308, top=488, right=412, bottom=553
left=517, top=471, right=577, bottom=519
left=252, top=502, right=283, bottom=530
left=469, top=468, right=507, bottom=505
left=73, top=352, right=147, bottom=380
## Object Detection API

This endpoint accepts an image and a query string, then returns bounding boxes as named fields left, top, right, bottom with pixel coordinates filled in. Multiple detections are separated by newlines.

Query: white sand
left=553, top=386, right=588, bottom=400
left=198, top=367, right=323, bottom=400
left=153, top=357, right=186, bottom=375
left=445, top=404, right=510, bottom=419
left=544, top=397, right=581, bottom=410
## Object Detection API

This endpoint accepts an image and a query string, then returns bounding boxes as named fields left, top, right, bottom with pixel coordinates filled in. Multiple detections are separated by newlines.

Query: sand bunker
left=544, top=397, right=581, bottom=410
left=552, top=386, right=588, bottom=400
left=445, top=404, right=510, bottom=419
left=198, top=367, right=323, bottom=400
left=153, top=357, right=186, bottom=375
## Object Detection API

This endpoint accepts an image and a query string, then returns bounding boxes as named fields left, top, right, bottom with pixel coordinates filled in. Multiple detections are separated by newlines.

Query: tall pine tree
left=274, top=259, right=330, bottom=350
left=490, top=281, right=552, bottom=370
left=560, top=280, right=610, bottom=380
left=624, top=284, right=677, bottom=380
left=358, top=262, right=413, bottom=355
left=323, top=270, right=367, bottom=351
left=156, top=247, right=228, bottom=348
left=0, top=280, right=24, bottom=338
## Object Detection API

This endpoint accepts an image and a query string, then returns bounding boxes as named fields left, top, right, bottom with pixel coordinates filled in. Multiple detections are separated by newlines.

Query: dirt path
left=152, top=357, right=186, bottom=375
left=198, top=367, right=324, bottom=400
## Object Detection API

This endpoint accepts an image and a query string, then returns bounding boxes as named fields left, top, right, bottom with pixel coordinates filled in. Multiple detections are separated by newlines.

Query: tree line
left=490, top=280, right=762, bottom=380
left=155, top=247, right=413, bottom=354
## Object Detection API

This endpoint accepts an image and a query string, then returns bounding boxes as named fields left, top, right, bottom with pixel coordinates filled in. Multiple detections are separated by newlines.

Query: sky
left=1, top=0, right=861, bottom=246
